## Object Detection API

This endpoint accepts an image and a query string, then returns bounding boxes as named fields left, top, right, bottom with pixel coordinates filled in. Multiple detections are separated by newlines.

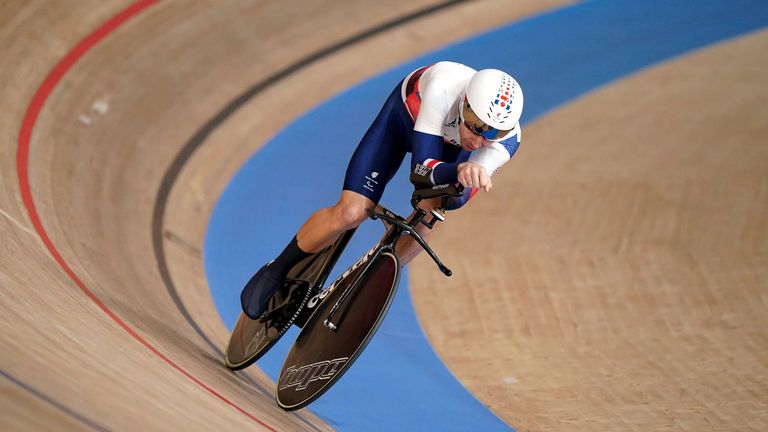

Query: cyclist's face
left=459, top=121, right=492, bottom=152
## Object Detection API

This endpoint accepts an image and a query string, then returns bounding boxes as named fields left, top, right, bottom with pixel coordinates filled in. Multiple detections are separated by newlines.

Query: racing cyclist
left=241, top=61, right=524, bottom=319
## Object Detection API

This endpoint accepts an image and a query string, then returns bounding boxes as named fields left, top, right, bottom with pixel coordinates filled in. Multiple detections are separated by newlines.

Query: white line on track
left=0, top=207, right=39, bottom=239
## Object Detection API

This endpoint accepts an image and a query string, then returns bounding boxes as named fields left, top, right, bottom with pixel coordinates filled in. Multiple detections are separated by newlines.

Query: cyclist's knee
left=333, top=193, right=371, bottom=229
left=334, top=203, right=367, bottom=229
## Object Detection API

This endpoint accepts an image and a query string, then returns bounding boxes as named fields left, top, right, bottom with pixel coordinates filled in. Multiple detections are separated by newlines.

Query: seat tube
left=323, top=245, right=388, bottom=331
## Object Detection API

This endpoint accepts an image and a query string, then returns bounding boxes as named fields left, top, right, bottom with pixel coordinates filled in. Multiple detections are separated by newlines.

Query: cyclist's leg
left=297, top=84, right=411, bottom=253
left=296, top=190, right=373, bottom=253
left=242, top=83, right=409, bottom=318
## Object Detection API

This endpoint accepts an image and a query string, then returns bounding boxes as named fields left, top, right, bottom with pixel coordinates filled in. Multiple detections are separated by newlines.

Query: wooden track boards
left=1, top=1, right=572, bottom=430
left=411, top=29, right=768, bottom=431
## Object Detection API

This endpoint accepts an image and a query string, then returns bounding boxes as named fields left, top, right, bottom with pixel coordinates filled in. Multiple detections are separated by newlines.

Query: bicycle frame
left=275, top=183, right=464, bottom=410
left=322, top=185, right=460, bottom=331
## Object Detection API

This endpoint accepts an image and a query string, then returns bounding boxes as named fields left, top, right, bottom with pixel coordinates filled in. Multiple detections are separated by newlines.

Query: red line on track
left=15, top=1, right=276, bottom=430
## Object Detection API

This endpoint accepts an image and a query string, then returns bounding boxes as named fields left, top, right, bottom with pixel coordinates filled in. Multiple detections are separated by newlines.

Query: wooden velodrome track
left=1, top=1, right=766, bottom=431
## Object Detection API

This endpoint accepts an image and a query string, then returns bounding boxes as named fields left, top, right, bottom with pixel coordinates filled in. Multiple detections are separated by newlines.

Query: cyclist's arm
left=409, top=80, right=463, bottom=186
left=468, top=125, right=521, bottom=176
left=444, top=129, right=521, bottom=210
left=410, top=131, right=460, bottom=185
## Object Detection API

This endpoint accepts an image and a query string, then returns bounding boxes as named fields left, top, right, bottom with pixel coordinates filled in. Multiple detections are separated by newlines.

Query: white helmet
left=461, top=69, right=523, bottom=140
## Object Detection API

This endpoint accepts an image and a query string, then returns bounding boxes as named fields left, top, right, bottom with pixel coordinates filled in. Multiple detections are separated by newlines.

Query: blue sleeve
left=411, top=131, right=443, bottom=170
left=411, top=131, right=463, bottom=185
left=433, top=149, right=470, bottom=184
left=498, top=134, right=520, bottom=158
left=432, top=162, right=458, bottom=184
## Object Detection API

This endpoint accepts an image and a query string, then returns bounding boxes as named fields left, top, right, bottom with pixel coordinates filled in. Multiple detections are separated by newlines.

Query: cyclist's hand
left=457, top=162, right=491, bottom=191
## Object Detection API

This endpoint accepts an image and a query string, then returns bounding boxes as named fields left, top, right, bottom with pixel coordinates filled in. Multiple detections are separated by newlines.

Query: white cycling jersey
left=400, top=61, right=521, bottom=177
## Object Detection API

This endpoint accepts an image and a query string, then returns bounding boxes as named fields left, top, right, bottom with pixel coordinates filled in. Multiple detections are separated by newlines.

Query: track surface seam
left=0, top=207, right=38, bottom=238
left=1, top=368, right=111, bottom=432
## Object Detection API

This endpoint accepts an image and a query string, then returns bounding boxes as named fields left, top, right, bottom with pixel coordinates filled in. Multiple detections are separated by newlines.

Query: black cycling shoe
left=240, top=264, right=285, bottom=319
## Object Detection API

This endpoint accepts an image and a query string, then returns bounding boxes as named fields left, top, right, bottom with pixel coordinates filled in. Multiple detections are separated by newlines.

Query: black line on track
left=151, top=0, right=467, bottom=425
left=1, top=369, right=113, bottom=432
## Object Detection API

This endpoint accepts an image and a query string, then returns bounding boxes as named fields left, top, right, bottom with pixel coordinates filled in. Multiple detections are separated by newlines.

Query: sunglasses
left=461, top=99, right=514, bottom=141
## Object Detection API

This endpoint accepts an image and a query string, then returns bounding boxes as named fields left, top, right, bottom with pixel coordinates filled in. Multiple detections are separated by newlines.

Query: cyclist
left=241, top=61, right=524, bottom=319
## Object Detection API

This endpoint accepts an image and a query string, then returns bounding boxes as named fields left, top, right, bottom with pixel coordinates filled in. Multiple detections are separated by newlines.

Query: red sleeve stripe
left=424, top=158, right=443, bottom=169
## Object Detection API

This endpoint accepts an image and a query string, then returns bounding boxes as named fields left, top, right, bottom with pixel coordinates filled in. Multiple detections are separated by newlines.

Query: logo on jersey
left=413, top=163, right=430, bottom=177
left=279, top=357, right=349, bottom=391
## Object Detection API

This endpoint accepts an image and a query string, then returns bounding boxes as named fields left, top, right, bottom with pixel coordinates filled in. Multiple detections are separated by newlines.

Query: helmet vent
left=486, top=75, right=516, bottom=125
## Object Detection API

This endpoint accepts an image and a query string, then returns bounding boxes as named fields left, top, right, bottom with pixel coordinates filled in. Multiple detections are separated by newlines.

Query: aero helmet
left=461, top=69, right=523, bottom=140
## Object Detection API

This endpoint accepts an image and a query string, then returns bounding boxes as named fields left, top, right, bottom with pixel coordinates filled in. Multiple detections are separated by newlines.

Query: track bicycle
left=225, top=181, right=463, bottom=410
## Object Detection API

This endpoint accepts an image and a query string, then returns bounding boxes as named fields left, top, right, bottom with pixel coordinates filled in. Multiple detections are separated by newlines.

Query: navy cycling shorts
left=342, top=82, right=464, bottom=204
left=342, top=83, right=411, bottom=203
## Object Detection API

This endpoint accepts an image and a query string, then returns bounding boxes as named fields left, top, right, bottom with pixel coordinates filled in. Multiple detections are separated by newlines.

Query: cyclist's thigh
left=343, top=86, right=410, bottom=204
